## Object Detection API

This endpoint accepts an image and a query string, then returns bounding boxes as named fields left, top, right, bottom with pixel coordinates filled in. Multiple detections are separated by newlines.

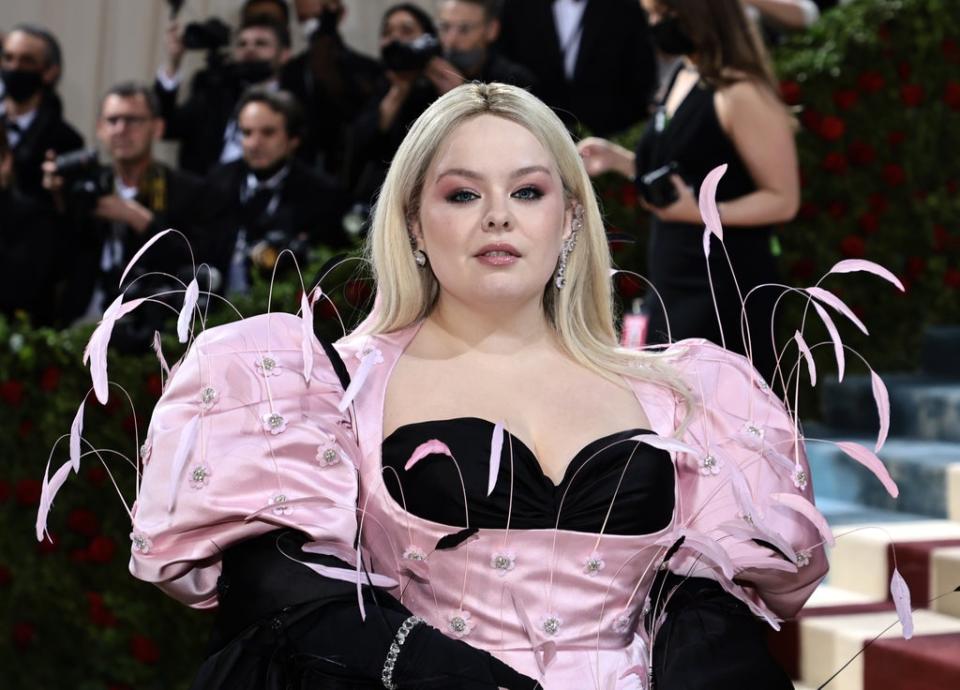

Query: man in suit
left=496, top=0, right=658, bottom=136
left=204, top=88, right=347, bottom=295
left=0, top=24, right=83, bottom=201
left=43, top=82, right=207, bottom=327
left=155, top=14, right=292, bottom=176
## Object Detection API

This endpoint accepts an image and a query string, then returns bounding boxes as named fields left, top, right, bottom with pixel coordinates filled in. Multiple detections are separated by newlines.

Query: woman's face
left=413, top=114, right=572, bottom=310
left=380, top=10, right=426, bottom=48
left=640, top=0, right=667, bottom=24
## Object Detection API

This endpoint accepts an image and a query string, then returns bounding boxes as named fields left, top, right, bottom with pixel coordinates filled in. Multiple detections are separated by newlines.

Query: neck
left=426, top=291, right=555, bottom=357
left=4, top=92, right=42, bottom=118
left=115, top=156, right=152, bottom=188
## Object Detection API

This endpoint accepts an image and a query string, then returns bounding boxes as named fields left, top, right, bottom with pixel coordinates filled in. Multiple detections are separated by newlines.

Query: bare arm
left=745, top=0, right=819, bottom=30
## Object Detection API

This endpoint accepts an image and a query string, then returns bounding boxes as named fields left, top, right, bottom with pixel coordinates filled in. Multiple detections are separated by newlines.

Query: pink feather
left=890, top=567, right=914, bottom=639
left=698, top=164, right=728, bottom=241
left=300, top=291, right=314, bottom=382
left=177, top=278, right=199, bottom=343
left=806, top=286, right=869, bottom=335
left=718, top=521, right=798, bottom=564
left=118, top=228, right=173, bottom=288
left=871, top=369, right=890, bottom=452
left=726, top=460, right=761, bottom=521
left=793, top=330, right=817, bottom=386
left=487, top=420, right=504, bottom=496
left=404, top=439, right=454, bottom=471
left=630, top=433, right=699, bottom=456
left=35, top=458, right=73, bottom=541
left=83, top=295, right=147, bottom=404
left=701, top=227, right=711, bottom=258
left=167, top=414, right=200, bottom=511
left=337, top=347, right=382, bottom=412
left=680, top=528, right=736, bottom=578
left=827, top=259, right=905, bottom=292
left=770, top=492, right=834, bottom=546
left=244, top=495, right=336, bottom=520
left=69, top=399, right=85, bottom=472
left=734, top=555, right=799, bottom=572
left=152, top=330, right=171, bottom=380
left=835, top=441, right=899, bottom=497
left=356, top=540, right=366, bottom=621
left=298, top=560, right=398, bottom=588
left=810, top=299, right=845, bottom=382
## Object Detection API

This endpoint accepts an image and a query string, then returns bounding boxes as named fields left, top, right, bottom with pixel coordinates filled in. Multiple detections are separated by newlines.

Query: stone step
left=820, top=374, right=960, bottom=443
left=799, top=609, right=960, bottom=690
left=931, top=547, right=960, bottom=619
left=863, top=632, right=960, bottom=690
left=920, top=326, right=960, bottom=379
left=827, top=520, right=960, bottom=601
left=807, top=438, right=960, bottom=518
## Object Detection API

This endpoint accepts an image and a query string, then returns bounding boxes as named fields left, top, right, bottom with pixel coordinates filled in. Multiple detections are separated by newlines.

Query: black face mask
left=1, top=68, right=44, bottom=103
left=650, top=17, right=695, bottom=56
left=230, top=60, right=274, bottom=86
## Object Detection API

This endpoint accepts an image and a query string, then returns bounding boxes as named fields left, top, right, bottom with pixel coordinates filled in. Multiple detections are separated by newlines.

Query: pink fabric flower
left=189, top=464, right=211, bottom=490
left=583, top=552, right=605, bottom=575
left=447, top=610, right=474, bottom=638
left=199, top=385, right=219, bottom=411
left=697, top=453, right=722, bottom=476
left=316, top=433, right=343, bottom=467
left=490, top=551, right=516, bottom=575
left=130, top=531, right=152, bottom=554
left=270, top=494, right=292, bottom=515
left=255, top=354, right=282, bottom=377
left=261, top=411, right=287, bottom=435
left=402, top=545, right=427, bottom=561
left=539, top=613, right=563, bottom=637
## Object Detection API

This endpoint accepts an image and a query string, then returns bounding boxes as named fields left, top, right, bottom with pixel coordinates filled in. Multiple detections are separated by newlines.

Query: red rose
left=86, top=465, right=107, bottom=487
left=900, top=84, right=924, bottom=107
left=0, top=479, right=9, bottom=502
left=943, top=38, right=960, bottom=63
left=39, top=366, right=61, bottom=392
left=867, top=193, right=889, bottom=213
left=798, top=202, right=819, bottom=220
left=906, top=256, right=925, bottom=279
left=87, top=535, right=117, bottom=564
left=145, top=373, right=163, bottom=399
left=0, top=380, right=24, bottom=406
left=345, top=279, right=372, bottom=306
left=130, top=634, right=161, bottom=664
left=12, top=622, right=35, bottom=650
left=818, top=115, right=846, bottom=141
left=826, top=201, right=848, bottom=219
left=944, top=81, right=960, bottom=111
left=780, top=80, right=802, bottom=105
left=0, top=564, right=11, bottom=586
left=616, top=274, right=644, bottom=300
left=887, top=130, right=906, bottom=148
left=799, top=108, right=822, bottom=131
left=883, top=164, right=906, bottom=187
left=858, top=212, right=880, bottom=234
left=840, top=235, right=866, bottom=258
left=15, top=478, right=42, bottom=506
left=897, top=62, right=911, bottom=81
left=789, top=258, right=815, bottom=281
left=87, top=592, right=118, bottom=628
left=832, top=89, right=858, bottom=111
left=822, top=152, right=848, bottom=175
left=856, top=71, right=885, bottom=94
left=944, top=268, right=960, bottom=289
left=848, top=140, right=876, bottom=166
left=67, top=508, right=101, bottom=538
left=620, top=182, right=638, bottom=208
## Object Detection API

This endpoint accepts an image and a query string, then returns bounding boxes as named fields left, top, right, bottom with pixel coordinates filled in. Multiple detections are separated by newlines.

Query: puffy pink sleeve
left=129, top=312, right=360, bottom=609
left=667, top=339, right=828, bottom=624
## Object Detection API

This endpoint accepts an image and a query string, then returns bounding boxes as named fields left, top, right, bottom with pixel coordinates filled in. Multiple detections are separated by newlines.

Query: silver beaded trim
left=381, top=614, right=423, bottom=689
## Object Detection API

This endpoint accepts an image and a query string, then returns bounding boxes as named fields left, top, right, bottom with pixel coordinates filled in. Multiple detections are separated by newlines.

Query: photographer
left=42, top=82, right=207, bottom=326
left=156, top=12, right=291, bottom=175
left=0, top=24, right=83, bottom=201
left=205, top=88, right=347, bottom=295
left=279, top=0, right=383, bottom=177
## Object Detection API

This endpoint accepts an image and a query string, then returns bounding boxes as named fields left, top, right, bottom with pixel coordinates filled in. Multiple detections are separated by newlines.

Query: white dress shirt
left=552, top=0, right=588, bottom=81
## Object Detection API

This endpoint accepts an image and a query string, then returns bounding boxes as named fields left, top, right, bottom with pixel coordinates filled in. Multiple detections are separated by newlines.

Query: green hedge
left=3, top=1, right=958, bottom=686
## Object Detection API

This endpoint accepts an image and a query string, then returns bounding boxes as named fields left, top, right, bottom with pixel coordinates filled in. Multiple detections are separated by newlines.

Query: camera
left=183, top=17, right=231, bottom=52
left=381, top=34, right=442, bottom=72
left=250, top=230, right=311, bottom=274
left=54, top=149, right=113, bottom=212
left=639, top=161, right=680, bottom=208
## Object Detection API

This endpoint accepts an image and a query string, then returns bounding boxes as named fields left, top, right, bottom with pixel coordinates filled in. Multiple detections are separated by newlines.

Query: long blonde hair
left=358, top=82, right=691, bottom=402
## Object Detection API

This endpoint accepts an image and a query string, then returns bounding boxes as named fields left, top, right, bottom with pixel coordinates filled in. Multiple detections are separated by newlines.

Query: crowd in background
left=0, top=0, right=848, bottom=347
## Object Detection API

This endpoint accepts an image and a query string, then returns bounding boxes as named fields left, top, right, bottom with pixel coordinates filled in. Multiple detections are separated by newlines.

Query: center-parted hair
left=358, top=82, right=692, bottom=405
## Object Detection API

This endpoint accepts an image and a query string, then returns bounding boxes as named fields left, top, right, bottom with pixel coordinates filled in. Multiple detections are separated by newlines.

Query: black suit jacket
left=497, top=0, right=658, bottom=136
left=8, top=92, right=84, bottom=200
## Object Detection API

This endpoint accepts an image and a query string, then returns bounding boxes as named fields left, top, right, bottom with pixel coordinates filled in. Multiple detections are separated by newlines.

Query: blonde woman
left=45, top=83, right=840, bottom=689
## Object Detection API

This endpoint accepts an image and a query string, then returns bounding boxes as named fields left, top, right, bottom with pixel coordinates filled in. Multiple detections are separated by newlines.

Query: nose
left=483, top=205, right=511, bottom=231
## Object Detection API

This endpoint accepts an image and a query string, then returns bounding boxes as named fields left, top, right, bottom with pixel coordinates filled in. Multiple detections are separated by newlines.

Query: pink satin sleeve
left=669, top=339, right=829, bottom=622
left=128, top=313, right=360, bottom=609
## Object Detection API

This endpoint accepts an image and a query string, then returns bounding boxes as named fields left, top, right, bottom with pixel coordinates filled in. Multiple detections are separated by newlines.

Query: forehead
left=239, top=101, right=285, bottom=128
left=439, top=1, right=486, bottom=22
left=384, top=10, right=420, bottom=31
left=237, top=27, right=277, bottom=43
left=101, top=93, right=151, bottom=115
left=4, top=31, right=47, bottom=58
left=429, top=114, right=556, bottom=178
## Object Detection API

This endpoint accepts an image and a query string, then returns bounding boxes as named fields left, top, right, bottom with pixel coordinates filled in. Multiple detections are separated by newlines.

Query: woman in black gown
left=579, top=0, right=799, bottom=385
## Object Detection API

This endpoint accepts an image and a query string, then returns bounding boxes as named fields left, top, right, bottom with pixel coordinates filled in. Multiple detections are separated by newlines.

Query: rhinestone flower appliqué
left=316, top=434, right=342, bottom=467
left=490, top=551, right=516, bottom=576
left=189, top=464, right=211, bottom=489
left=795, top=549, right=812, bottom=568
left=540, top=614, right=562, bottom=637
left=612, top=612, right=633, bottom=634
left=583, top=553, right=605, bottom=576
left=791, top=466, right=809, bottom=490
left=698, top=454, right=722, bottom=476
left=402, top=545, right=427, bottom=561
left=447, top=610, right=474, bottom=638
left=255, top=354, right=282, bottom=377
left=130, top=531, right=152, bottom=554
left=270, top=494, right=292, bottom=515
left=139, top=438, right=152, bottom=466
left=199, top=386, right=219, bottom=411
left=262, top=412, right=287, bottom=435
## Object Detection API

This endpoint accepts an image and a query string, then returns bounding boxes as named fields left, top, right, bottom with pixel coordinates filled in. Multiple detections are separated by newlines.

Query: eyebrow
left=435, top=165, right=552, bottom=182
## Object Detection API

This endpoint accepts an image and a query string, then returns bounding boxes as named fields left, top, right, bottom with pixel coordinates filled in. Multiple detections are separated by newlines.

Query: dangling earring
left=413, top=249, right=427, bottom=267
left=555, top=205, right=584, bottom=289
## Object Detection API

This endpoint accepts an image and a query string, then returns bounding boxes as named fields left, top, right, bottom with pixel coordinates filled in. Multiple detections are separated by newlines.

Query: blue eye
left=513, top=186, right=543, bottom=201
left=447, top=190, right=479, bottom=203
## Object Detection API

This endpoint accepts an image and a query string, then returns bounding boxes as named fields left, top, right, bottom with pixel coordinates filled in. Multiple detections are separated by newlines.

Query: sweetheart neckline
left=382, top=416, right=660, bottom=489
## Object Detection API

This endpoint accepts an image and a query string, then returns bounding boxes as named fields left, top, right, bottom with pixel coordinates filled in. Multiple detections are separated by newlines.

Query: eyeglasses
left=102, top=115, right=151, bottom=127
left=437, top=21, right=482, bottom=36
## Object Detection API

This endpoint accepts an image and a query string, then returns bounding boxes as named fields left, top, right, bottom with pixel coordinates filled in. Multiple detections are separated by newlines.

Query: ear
left=42, top=64, right=60, bottom=86
left=288, top=135, right=302, bottom=153
left=485, top=18, right=500, bottom=43
left=407, top=215, right=424, bottom=247
left=561, top=202, right=576, bottom=242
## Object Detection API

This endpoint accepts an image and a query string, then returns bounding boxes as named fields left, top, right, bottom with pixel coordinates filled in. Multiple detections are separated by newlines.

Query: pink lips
left=474, top=243, right=520, bottom=267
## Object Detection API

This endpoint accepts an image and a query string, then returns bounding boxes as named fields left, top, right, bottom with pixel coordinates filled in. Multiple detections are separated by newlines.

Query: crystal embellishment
left=612, top=612, right=632, bottom=634
left=490, top=551, right=516, bottom=575
left=199, top=386, right=219, bottom=410
left=541, top=614, right=562, bottom=636
left=262, top=412, right=287, bottom=435
left=698, top=453, right=722, bottom=476
left=271, top=493, right=292, bottom=515
left=130, top=531, right=152, bottom=554
left=796, top=549, right=812, bottom=568
left=792, top=466, right=809, bottom=490
left=447, top=610, right=474, bottom=638
left=139, top=439, right=152, bottom=466
left=316, top=433, right=342, bottom=467
left=255, top=354, right=281, bottom=377
left=189, top=464, right=211, bottom=489
left=402, top=545, right=427, bottom=561
left=583, top=552, right=605, bottom=576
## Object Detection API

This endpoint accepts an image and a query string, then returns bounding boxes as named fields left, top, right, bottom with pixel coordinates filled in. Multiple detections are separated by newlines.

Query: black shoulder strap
left=319, top=337, right=351, bottom=393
